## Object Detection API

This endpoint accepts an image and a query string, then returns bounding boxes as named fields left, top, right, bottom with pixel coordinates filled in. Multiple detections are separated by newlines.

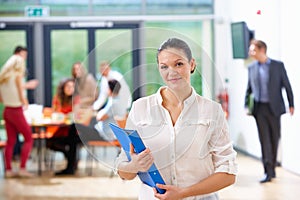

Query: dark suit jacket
left=245, top=59, right=294, bottom=117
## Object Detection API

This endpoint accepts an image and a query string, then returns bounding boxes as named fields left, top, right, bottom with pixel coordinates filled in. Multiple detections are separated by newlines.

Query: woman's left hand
left=22, top=98, right=29, bottom=110
left=153, top=184, right=183, bottom=200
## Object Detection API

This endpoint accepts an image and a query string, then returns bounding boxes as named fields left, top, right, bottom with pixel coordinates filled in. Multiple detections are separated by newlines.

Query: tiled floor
left=219, top=154, right=300, bottom=200
left=0, top=147, right=300, bottom=200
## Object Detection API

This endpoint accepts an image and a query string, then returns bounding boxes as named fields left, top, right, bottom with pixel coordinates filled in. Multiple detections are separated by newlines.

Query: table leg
left=37, top=132, right=42, bottom=176
left=33, top=126, right=44, bottom=176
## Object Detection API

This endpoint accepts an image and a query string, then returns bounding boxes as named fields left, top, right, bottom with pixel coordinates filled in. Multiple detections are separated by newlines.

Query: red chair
left=0, top=140, right=6, bottom=176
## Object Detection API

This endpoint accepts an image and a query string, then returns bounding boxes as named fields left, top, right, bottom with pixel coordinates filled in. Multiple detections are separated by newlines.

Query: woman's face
left=18, top=50, right=28, bottom=60
left=73, top=63, right=82, bottom=78
left=64, top=81, right=75, bottom=96
left=157, top=48, right=195, bottom=91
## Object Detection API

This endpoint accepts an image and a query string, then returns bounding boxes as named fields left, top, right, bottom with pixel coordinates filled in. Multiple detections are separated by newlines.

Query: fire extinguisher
left=217, top=89, right=229, bottom=119
left=217, top=80, right=229, bottom=119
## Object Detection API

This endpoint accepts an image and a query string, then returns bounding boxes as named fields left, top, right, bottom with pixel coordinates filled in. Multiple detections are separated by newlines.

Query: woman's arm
left=23, top=79, right=39, bottom=90
left=93, top=78, right=109, bottom=110
left=154, top=172, right=235, bottom=200
left=79, top=74, right=98, bottom=106
left=51, top=95, right=60, bottom=112
left=181, top=172, right=235, bottom=197
left=15, top=75, right=28, bottom=108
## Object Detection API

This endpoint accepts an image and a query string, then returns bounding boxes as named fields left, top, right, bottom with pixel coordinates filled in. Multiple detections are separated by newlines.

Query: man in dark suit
left=245, top=39, right=294, bottom=183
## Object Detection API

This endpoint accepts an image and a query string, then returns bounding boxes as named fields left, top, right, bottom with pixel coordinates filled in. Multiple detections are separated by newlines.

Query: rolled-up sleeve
left=210, top=105, right=238, bottom=175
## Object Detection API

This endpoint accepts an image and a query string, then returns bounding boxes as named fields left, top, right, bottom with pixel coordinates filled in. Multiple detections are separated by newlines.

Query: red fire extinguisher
left=217, top=89, right=229, bottom=119
left=217, top=80, right=229, bottom=119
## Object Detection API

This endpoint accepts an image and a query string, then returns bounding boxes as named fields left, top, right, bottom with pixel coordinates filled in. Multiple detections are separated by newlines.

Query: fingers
left=130, top=148, right=154, bottom=172
left=130, top=147, right=150, bottom=157
left=153, top=184, right=168, bottom=199
left=156, top=183, right=168, bottom=190
left=137, top=148, right=154, bottom=171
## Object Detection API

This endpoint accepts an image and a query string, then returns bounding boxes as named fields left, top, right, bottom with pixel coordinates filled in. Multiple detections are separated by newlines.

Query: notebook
left=109, top=123, right=166, bottom=194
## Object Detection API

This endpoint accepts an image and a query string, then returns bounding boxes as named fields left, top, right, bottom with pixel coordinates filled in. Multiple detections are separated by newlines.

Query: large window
left=94, top=29, right=133, bottom=92
left=42, top=24, right=139, bottom=106
left=46, top=21, right=212, bottom=104
left=0, top=31, right=26, bottom=63
left=51, top=30, right=88, bottom=94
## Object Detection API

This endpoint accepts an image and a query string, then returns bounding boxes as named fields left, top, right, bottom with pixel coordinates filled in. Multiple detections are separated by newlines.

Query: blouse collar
left=155, top=86, right=197, bottom=107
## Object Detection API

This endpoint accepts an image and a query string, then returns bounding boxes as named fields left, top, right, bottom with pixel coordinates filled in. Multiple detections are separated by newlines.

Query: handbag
left=247, top=94, right=255, bottom=115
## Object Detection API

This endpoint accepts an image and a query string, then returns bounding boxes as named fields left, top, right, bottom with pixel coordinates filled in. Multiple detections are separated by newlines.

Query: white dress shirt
left=93, top=70, right=132, bottom=111
left=94, top=96, right=127, bottom=141
left=115, top=87, right=238, bottom=200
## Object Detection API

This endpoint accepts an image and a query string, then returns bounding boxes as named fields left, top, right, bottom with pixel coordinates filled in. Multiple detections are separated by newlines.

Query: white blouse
left=0, top=55, right=25, bottom=107
left=115, top=87, right=238, bottom=200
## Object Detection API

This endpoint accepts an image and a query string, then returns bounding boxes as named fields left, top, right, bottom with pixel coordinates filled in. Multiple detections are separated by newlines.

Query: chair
left=0, top=140, right=6, bottom=177
left=86, top=118, right=126, bottom=176
left=31, top=125, right=56, bottom=174
left=0, top=120, right=6, bottom=176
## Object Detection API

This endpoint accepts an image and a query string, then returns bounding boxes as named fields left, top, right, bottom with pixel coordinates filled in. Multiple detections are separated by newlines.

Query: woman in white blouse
left=116, top=38, right=237, bottom=200
left=0, top=46, right=34, bottom=178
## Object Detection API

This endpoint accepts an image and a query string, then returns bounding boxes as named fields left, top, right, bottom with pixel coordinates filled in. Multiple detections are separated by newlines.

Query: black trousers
left=46, top=124, right=81, bottom=172
left=46, top=119, right=106, bottom=172
left=254, top=102, right=281, bottom=177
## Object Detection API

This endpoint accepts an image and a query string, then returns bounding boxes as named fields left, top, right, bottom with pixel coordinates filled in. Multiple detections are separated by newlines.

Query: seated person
left=47, top=79, right=126, bottom=175
left=76, top=79, right=127, bottom=144
left=46, top=78, right=80, bottom=175
left=95, top=79, right=127, bottom=141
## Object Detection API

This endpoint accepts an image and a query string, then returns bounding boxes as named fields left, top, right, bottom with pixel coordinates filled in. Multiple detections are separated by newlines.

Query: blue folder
left=109, top=123, right=166, bottom=194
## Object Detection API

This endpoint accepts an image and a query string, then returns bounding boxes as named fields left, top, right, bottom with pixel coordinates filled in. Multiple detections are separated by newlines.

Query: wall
left=214, top=0, right=300, bottom=175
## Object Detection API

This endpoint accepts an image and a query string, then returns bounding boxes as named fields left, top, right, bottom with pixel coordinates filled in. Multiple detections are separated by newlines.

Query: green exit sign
left=25, top=6, right=49, bottom=17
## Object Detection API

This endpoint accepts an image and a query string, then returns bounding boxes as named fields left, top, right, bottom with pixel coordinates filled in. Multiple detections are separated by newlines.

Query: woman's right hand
left=117, top=147, right=154, bottom=180
left=128, top=148, right=154, bottom=173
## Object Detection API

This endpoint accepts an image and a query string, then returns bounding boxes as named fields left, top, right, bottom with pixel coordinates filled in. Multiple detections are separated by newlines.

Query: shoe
left=55, top=169, right=75, bottom=176
left=5, top=170, right=18, bottom=178
left=271, top=173, right=276, bottom=178
left=260, top=174, right=272, bottom=183
left=19, top=169, right=35, bottom=178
